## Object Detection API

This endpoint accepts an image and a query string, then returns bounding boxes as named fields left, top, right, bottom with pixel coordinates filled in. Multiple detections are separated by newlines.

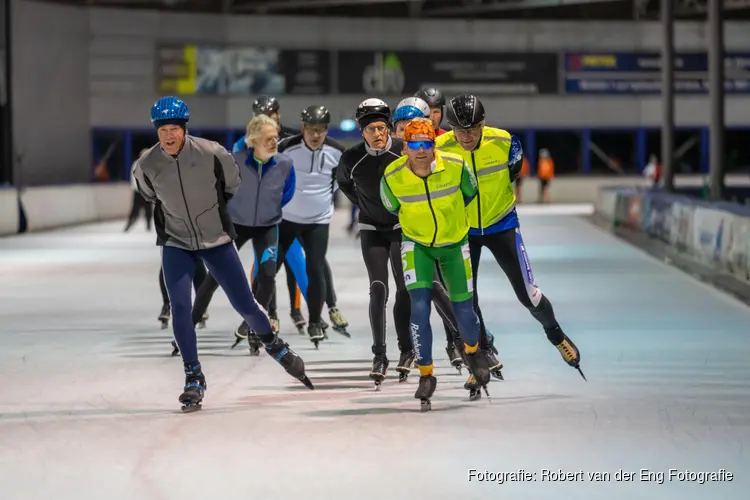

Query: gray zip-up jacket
left=228, top=149, right=296, bottom=228
left=132, top=135, right=240, bottom=250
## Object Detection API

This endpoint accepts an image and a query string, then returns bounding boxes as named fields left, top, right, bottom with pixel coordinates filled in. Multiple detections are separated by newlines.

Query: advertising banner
left=156, top=45, right=331, bottom=95
left=691, top=206, right=732, bottom=265
left=564, top=52, right=750, bottom=94
left=641, top=193, right=675, bottom=243
left=671, top=200, right=695, bottom=251
left=337, top=51, right=558, bottom=95
left=726, top=213, right=750, bottom=283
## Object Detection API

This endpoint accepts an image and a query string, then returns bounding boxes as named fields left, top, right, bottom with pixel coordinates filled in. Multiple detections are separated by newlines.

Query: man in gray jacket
left=132, top=96, right=313, bottom=412
left=190, top=114, right=297, bottom=353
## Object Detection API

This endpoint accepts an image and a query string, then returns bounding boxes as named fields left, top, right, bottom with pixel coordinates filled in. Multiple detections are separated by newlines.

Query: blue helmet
left=150, top=96, right=190, bottom=124
left=392, top=105, right=425, bottom=125
left=392, top=97, right=430, bottom=125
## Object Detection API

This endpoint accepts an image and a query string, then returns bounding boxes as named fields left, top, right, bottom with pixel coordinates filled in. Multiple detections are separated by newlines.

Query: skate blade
left=482, top=386, right=492, bottom=403
left=160, top=322, right=168, bottom=330
left=492, top=369, right=504, bottom=381
left=469, top=390, right=482, bottom=402
left=171, top=349, right=179, bottom=357
left=398, top=374, right=408, bottom=383
left=333, top=327, right=351, bottom=338
left=230, top=339, right=242, bottom=349
left=576, top=366, right=587, bottom=381
left=300, top=376, right=315, bottom=390
left=181, top=402, right=202, bottom=413
left=198, top=321, right=206, bottom=329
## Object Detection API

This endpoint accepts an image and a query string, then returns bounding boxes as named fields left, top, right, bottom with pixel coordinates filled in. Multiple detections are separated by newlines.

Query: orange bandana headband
left=403, top=118, right=436, bottom=142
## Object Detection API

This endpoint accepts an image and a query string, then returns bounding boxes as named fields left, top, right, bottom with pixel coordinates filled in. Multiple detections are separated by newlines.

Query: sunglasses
left=406, top=140, right=435, bottom=150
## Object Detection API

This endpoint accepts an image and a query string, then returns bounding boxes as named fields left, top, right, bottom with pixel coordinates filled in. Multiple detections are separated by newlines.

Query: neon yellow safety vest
left=383, top=151, right=469, bottom=247
left=435, top=126, right=515, bottom=232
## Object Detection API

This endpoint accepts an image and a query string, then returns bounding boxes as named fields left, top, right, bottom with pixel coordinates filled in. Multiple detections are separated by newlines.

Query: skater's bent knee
left=369, top=280, right=388, bottom=300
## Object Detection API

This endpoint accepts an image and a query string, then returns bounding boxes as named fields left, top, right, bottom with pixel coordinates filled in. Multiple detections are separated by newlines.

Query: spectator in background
left=515, top=155, right=530, bottom=204
left=643, top=154, right=662, bottom=188
left=537, top=148, right=555, bottom=203
left=124, top=148, right=152, bottom=232
left=414, top=88, right=448, bottom=135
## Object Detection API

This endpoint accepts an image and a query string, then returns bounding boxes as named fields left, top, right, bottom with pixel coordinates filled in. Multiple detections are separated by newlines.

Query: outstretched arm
left=460, top=160, right=478, bottom=206
left=380, top=177, right=401, bottom=215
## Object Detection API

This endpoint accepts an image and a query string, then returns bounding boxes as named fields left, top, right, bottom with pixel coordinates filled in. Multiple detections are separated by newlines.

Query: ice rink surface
left=1, top=205, right=749, bottom=500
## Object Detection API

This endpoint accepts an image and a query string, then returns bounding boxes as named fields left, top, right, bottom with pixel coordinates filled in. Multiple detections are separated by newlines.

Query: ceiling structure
left=40, top=0, right=750, bottom=19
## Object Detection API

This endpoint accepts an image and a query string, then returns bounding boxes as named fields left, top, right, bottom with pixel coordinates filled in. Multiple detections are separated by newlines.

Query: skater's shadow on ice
left=303, top=405, right=471, bottom=416
left=305, top=359, right=372, bottom=366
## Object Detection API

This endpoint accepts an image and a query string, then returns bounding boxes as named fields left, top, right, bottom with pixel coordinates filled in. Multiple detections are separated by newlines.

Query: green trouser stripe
left=400, top=236, right=473, bottom=302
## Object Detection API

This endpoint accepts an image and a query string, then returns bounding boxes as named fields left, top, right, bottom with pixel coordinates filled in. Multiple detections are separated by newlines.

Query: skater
left=190, top=113, right=297, bottom=354
left=379, top=118, right=492, bottom=411
left=233, top=94, right=302, bottom=333
left=436, top=95, right=585, bottom=381
left=414, top=88, right=448, bottom=136
left=133, top=96, right=313, bottom=412
left=391, top=98, right=473, bottom=375
left=124, top=149, right=153, bottom=232
left=274, top=105, right=346, bottom=347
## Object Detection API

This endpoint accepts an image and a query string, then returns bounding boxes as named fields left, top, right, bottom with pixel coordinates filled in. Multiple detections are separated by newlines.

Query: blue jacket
left=227, top=148, right=296, bottom=227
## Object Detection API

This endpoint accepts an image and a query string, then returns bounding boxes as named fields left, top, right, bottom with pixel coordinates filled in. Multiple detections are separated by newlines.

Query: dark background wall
left=12, top=0, right=89, bottom=186
left=88, top=8, right=750, bottom=130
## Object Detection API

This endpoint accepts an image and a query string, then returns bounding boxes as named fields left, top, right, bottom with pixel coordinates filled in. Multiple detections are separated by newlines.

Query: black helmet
left=446, top=94, right=485, bottom=129
left=252, top=95, right=280, bottom=116
left=414, top=88, right=446, bottom=114
left=301, top=105, right=331, bottom=125
left=355, top=98, right=391, bottom=128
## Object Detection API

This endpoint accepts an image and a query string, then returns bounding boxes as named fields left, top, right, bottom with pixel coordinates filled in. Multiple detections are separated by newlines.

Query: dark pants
left=359, top=229, right=412, bottom=355
left=124, top=191, right=152, bottom=231
left=162, top=242, right=272, bottom=366
left=277, top=220, right=329, bottom=324
left=191, top=224, right=278, bottom=325
left=469, top=227, right=562, bottom=346
left=159, top=261, right=207, bottom=306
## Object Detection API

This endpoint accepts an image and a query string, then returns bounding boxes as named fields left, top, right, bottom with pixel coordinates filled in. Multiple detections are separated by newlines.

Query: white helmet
left=395, top=97, right=430, bottom=118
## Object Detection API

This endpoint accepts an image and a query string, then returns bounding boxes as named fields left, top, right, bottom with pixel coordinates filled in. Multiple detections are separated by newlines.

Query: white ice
left=1, top=206, right=748, bottom=500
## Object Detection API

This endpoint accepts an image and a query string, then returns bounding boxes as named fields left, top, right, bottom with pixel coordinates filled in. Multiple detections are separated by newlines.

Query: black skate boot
left=370, top=354, right=389, bottom=390
left=247, top=332, right=263, bottom=356
left=197, top=312, right=209, bottom=329
left=328, top=307, right=350, bottom=338
left=414, top=374, right=438, bottom=412
left=170, top=340, right=180, bottom=357
left=463, top=349, right=492, bottom=401
left=307, top=322, right=325, bottom=349
left=547, top=327, right=586, bottom=380
left=483, top=334, right=504, bottom=380
left=445, top=344, right=462, bottom=374
left=320, top=318, right=329, bottom=339
left=269, top=312, right=280, bottom=335
left=290, top=308, right=306, bottom=335
left=265, top=337, right=314, bottom=390
left=179, top=362, right=206, bottom=413
left=159, top=303, right=170, bottom=330
left=231, top=321, right=249, bottom=349
left=396, top=350, right=416, bottom=382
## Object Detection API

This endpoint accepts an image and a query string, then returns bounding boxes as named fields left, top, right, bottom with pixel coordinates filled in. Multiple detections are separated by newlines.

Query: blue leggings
left=409, top=288, right=481, bottom=368
left=162, top=243, right=272, bottom=366
left=254, top=237, right=307, bottom=300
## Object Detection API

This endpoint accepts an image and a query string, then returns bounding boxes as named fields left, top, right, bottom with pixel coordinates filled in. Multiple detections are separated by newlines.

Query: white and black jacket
left=278, top=135, right=345, bottom=225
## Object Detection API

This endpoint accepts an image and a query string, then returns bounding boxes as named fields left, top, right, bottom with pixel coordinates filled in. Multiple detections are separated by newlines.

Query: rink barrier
left=17, top=183, right=131, bottom=233
left=595, top=186, right=750, bottom=285
left=0, top=187, right=20, bottom=236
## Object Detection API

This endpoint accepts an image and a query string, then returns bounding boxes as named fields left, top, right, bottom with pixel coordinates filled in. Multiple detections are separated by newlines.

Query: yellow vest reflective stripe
left=436, top=127, right=515, bottom=231
left=384, top=152, right=468, bottom=247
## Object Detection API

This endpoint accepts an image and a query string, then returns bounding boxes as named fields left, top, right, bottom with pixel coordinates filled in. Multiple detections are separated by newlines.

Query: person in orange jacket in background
left=537, top=148, right=555, bottom=203
left=514, top=155, right=530, bottom=203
